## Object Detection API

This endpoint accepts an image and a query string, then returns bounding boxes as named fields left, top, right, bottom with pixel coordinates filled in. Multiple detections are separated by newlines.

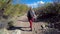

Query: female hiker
left=27, top=7, right=36, bottom=31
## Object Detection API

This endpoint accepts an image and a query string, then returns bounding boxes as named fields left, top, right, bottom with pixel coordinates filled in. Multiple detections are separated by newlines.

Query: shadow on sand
left=7, top=26, right=32, bottom=31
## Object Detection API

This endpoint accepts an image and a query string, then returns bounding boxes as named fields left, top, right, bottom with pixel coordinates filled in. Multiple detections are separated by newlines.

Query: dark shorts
left=28, top=17, right=34, bottom=22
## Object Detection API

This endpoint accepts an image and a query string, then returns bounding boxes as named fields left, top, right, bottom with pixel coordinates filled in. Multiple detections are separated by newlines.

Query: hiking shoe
left=29, top=29, right=32, bottom=31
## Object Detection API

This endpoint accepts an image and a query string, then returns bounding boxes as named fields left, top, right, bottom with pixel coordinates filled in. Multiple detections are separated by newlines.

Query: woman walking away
left=27, top=7, right=36, bottom=31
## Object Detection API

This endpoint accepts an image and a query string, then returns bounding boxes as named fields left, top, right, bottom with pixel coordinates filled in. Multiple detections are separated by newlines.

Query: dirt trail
left=13, top=14, right=47, bottom=34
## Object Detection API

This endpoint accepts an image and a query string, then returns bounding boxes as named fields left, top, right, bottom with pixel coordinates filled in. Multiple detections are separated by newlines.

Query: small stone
left=35, top=31, right=37, bottom=33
